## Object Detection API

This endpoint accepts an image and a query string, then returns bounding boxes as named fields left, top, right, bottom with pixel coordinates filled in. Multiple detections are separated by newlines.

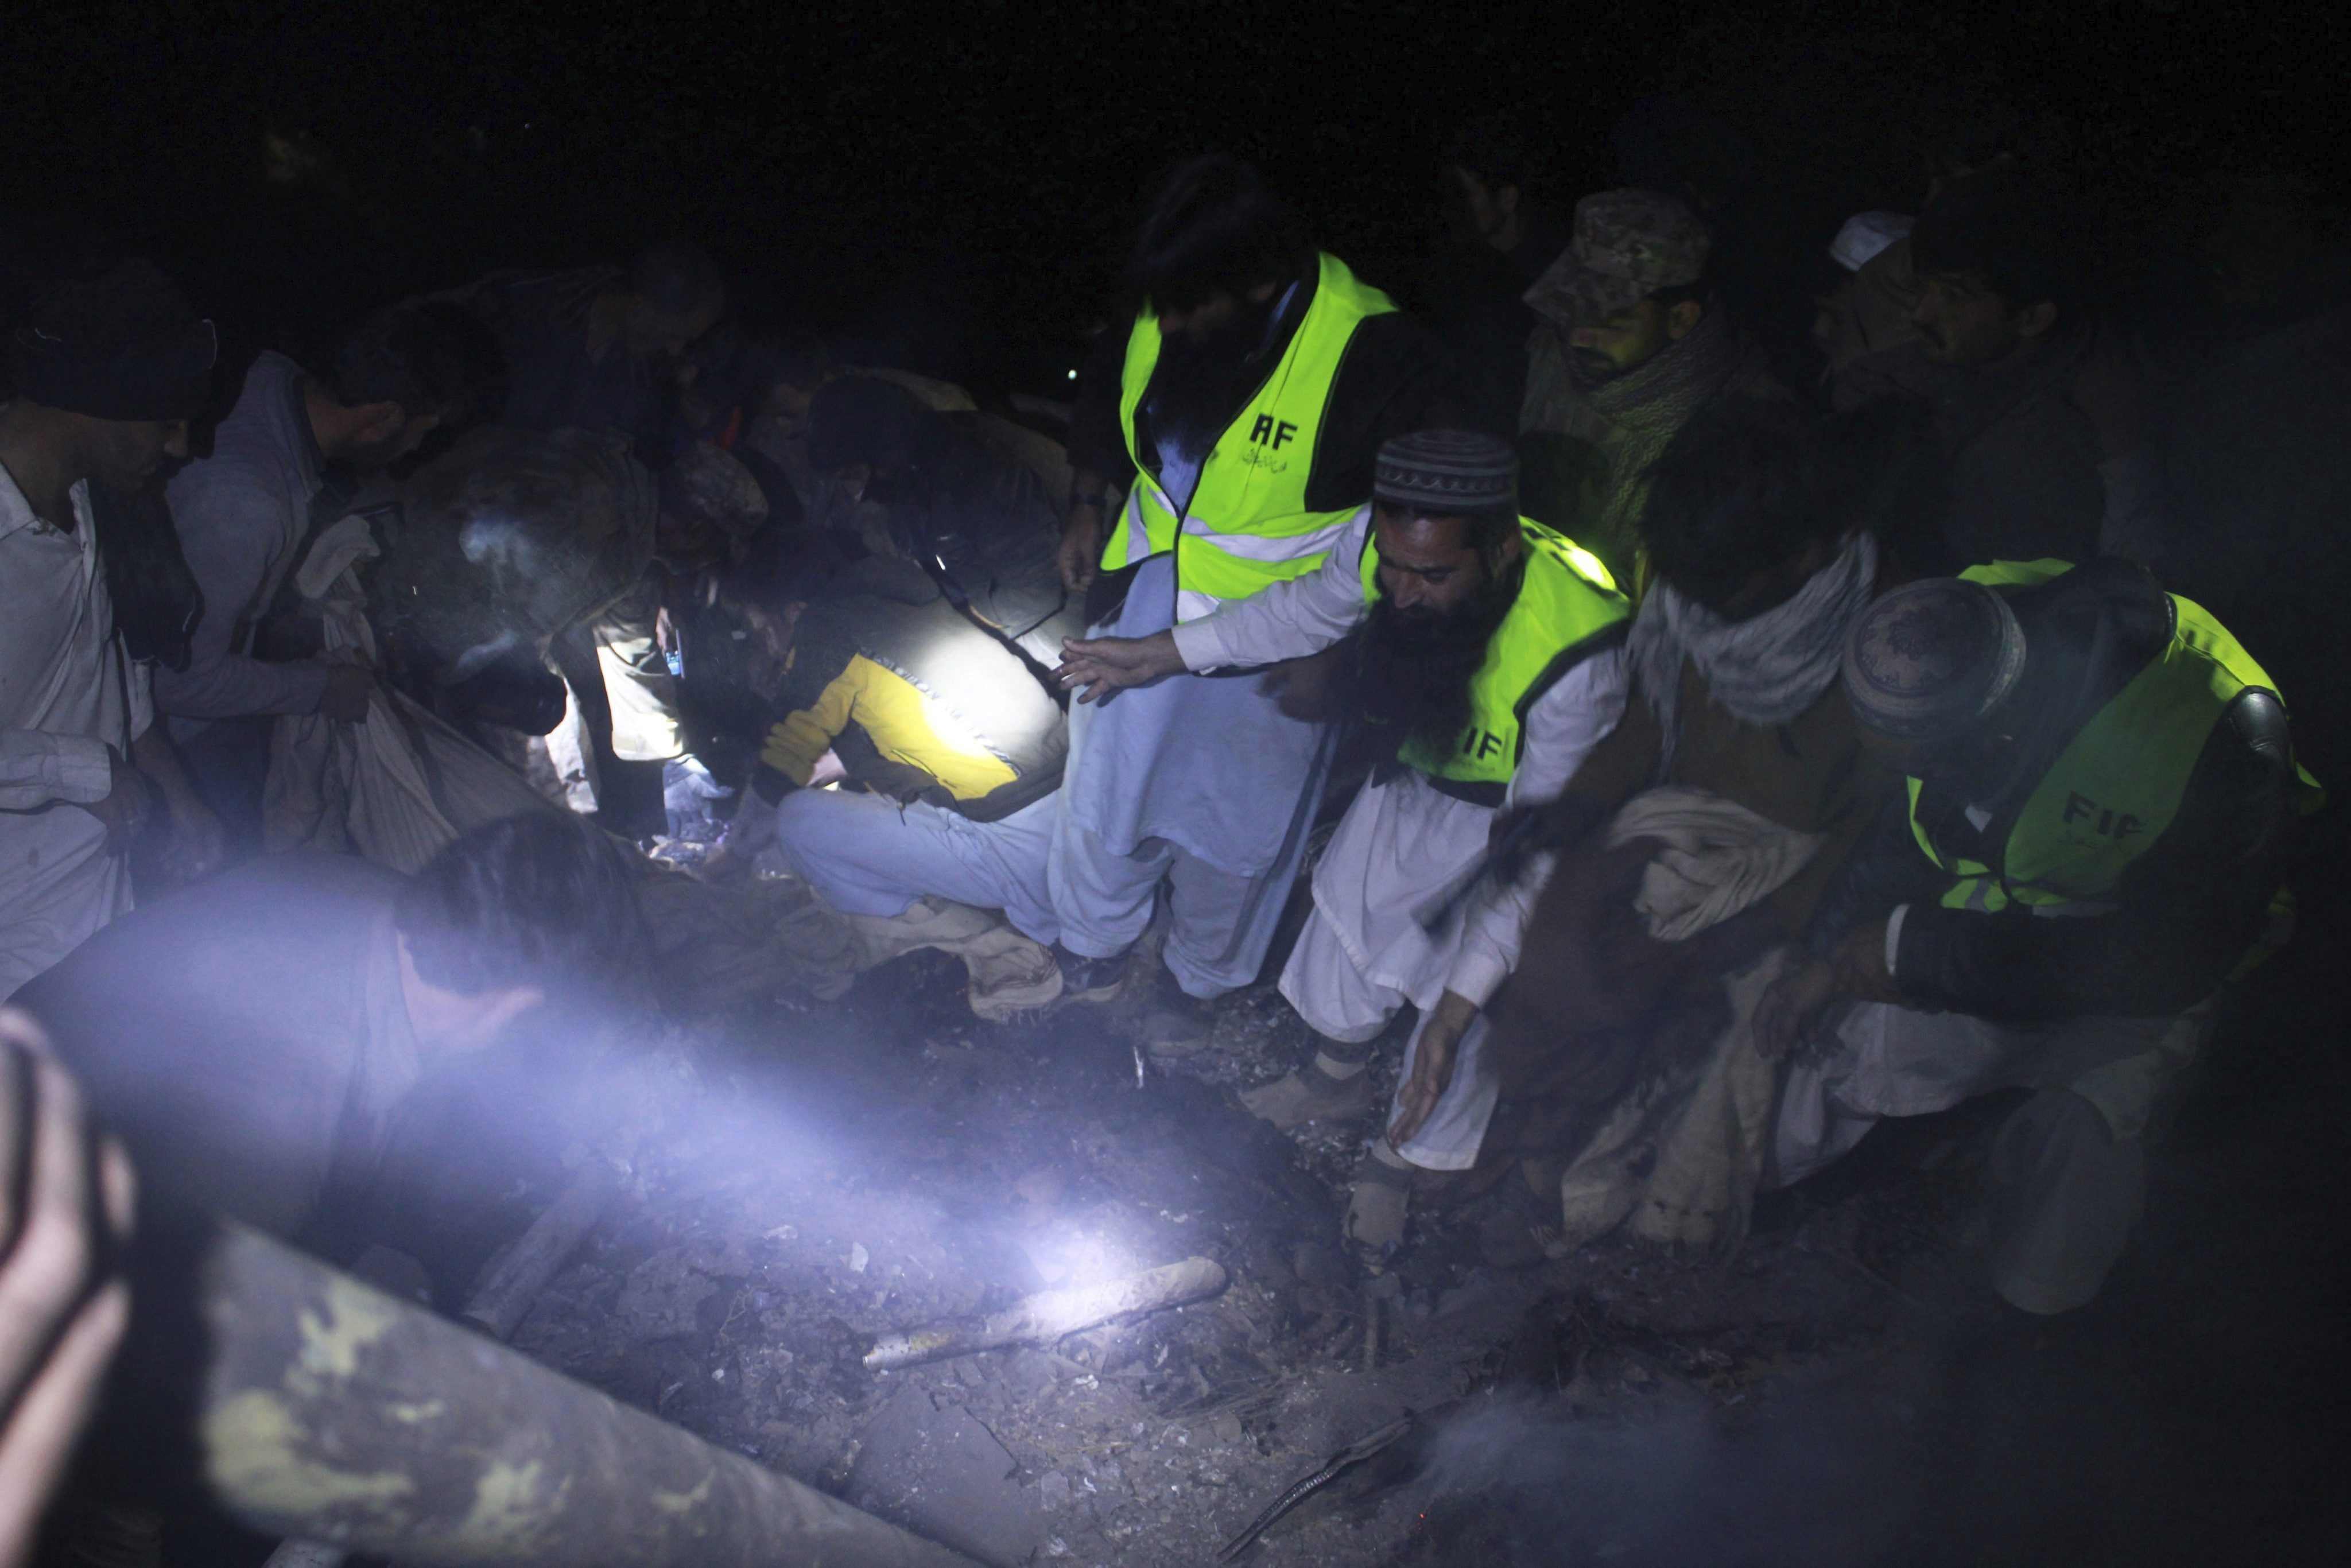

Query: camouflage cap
left=1523, top=188, right=1712, bottom=327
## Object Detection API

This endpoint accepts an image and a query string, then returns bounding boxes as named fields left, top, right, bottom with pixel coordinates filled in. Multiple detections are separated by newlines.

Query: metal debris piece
left=864, top=1257, right=1228, bottom=1371
left=1215, top=1415, right=1417, bottom=1562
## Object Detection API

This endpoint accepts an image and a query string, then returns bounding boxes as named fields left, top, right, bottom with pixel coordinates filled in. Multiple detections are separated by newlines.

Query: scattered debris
left=1216, top=1413, right=1417, bottom=1561
left=850, top=1383, right=1042, bottom=1566
left=866, top=1257, right=1229, bottom=1371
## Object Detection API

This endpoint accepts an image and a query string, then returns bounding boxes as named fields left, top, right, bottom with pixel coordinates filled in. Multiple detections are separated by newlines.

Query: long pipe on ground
left=864, top=1256, right=1228, bottom=1371
left=123, top=1211, right=979, bottom=1568
left=261, top=1161, right=624, bottom=1568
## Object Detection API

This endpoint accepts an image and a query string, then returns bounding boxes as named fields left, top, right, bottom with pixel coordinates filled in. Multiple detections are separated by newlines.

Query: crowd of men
left=2, top=112, right=2344, bottom=1562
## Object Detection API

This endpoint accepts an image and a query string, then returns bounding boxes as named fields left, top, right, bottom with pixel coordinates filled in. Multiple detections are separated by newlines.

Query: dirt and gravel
left=339, top=829, right=2346, bottom=1568
left=464, top=929, right=2070, bottom=1567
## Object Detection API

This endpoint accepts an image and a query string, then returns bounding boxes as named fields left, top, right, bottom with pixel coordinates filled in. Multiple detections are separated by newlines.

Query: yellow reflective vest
left=1357, top=518, right=1628, bottom=805
left=1908, top=559, right=2325, bottom=917
left=1101, top=252, right=1397, bottom=621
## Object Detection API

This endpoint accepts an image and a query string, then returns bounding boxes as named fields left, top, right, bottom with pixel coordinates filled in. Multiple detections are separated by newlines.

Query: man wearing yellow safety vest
left=1756, top=560, right=2322, bottom=1314
left=1058, top=432, right=1629, bottom=1255
left=1053, top=156, right=1451, bottom=1050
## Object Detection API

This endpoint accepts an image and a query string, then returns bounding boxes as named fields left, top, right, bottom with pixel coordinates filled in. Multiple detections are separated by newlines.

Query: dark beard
left=1148, top=289, right=1290, bottom=460
left=1355, top=564, right=1521, bottom=773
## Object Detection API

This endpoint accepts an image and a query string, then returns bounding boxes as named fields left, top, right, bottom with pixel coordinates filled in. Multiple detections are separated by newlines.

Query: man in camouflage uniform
left=1516, top=189, right=1788, bottom=585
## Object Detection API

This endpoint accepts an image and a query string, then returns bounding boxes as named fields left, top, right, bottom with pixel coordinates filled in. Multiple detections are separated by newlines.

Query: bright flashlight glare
left=1022, top=1221, right=1136, bottom=1292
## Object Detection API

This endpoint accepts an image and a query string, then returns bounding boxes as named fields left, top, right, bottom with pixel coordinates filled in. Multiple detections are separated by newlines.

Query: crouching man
left=719, top=573, right=1074, bottom=1021
left=1760, top=562, right=2321, bottom=1313
left=11, top=813, right=648, bottom=1259
left=1057, top=432, right=1630, bottom=1253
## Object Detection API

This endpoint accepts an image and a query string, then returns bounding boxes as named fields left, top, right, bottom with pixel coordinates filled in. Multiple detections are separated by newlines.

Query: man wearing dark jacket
left=1758, top=561, right=2320, bottom=1313
left=1875, top=173, right=2164, bottom=574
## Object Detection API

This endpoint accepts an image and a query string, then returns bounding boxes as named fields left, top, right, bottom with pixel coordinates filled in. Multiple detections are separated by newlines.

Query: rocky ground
left=443, top=899, right=2351, bottom=1567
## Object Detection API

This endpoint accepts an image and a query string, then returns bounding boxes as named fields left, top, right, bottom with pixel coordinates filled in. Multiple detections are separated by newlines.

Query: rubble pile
left=501, top=949, right=1977, bottom=1566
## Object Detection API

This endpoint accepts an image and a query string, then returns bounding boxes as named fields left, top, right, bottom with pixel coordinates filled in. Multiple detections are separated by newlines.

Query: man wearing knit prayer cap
left=1, top=259, right=227, bottom=998
left=1755, top=560, right=2320, bottom=1314
left=1058, top=430, right=1631, bottom=1257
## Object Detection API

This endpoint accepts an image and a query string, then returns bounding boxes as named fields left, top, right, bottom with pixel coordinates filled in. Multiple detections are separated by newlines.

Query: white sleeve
left=0, top=729, right=112, bottom=809
left=1170, top=508, right=1372, bottom=671
left=1446, top=646, right=1631, bottom=1006
left=1504, top=642, right=1631, bottom=810
left=126, top=654, right=153, bottom=743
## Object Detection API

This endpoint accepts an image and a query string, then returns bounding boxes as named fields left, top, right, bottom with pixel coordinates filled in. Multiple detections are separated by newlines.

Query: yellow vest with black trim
left=1908, top=558, right=2325, bottom=917
left=1101, top=251, right=1398, bottom=621
left=1358, top=518, right=1628, bottom=805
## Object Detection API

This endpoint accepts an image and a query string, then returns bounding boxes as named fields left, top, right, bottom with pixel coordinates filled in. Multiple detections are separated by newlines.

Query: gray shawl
left=1628, top=531, right=1881, bottom=778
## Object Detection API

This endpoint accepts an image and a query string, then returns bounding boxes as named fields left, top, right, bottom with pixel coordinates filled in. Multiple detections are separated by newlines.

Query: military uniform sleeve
left=1894, top=693, right=2297, bottom=1019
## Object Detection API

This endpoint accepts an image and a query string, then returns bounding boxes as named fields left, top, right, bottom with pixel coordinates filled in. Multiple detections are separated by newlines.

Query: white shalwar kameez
left=1, top=469, right=151, bottom=999
left=1173, top=513, right=1628, bottom=1169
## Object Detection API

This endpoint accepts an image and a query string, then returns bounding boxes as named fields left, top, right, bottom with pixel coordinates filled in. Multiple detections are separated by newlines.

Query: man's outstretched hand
left=1055, top=631, right=1186, bottom=704
left=1387, top=990, right=1477, bottom=1149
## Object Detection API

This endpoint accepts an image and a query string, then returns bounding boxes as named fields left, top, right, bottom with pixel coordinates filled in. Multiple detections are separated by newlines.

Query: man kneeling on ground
left=1756, top=561, right=2321, bottom=1314
left=1057, top=431, right=1630, bottom=1256
left=1487, top=400, right=1901, bottom=1262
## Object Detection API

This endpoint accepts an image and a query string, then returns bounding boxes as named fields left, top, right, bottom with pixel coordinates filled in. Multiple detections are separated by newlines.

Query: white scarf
left=1627, top=531, right=1880, bottom=778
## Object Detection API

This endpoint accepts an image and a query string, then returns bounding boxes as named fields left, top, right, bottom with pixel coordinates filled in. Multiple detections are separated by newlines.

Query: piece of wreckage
left=363, top=425, right=664, bottom=739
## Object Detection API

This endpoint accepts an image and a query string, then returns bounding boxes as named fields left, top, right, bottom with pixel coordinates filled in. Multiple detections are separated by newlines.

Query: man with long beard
left=1057, top=432, right=1628, bottom=1254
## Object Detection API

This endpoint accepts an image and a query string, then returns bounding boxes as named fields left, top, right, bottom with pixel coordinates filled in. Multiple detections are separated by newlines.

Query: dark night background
left=6, top=0, right=2344, bottom=394
left=7, top=5, right=2351, bottom=1562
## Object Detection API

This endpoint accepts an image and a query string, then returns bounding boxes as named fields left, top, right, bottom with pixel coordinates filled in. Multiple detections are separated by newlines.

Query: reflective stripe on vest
left=1907, top=558, right=2326, bottom=915
left=1359, top=517, right=1628, bottom=805
left=1101, top=251, right=1398, bottom=621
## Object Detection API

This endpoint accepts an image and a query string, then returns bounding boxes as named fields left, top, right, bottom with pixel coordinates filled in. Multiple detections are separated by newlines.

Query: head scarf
left=1627, top=530, right=1880, bottom=778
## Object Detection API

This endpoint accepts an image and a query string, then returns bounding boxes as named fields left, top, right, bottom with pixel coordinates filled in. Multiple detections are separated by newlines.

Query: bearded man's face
left=1357, top=506, right=1522, bottom=756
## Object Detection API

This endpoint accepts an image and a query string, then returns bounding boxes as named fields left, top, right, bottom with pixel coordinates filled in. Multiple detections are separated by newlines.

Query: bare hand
left=316, top=663, right=374, bottom=724
left=1058, top=504, right=1102, bottom=594
left=75, top=756, right=151, bottom=854
left=1055, top=631, right=1182, bottom=704
left=157, top=796, right=227, bottom=886
left=1258, top=647, right=1347, bottom=723
left=1387, top=991, right=1477, bottom=1148
left=1755, top=958, right=1839, bottom=1060
left=0, top=1012, right=137, bottom=1568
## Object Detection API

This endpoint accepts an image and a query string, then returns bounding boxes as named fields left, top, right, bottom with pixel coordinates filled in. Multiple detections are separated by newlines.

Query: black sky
left=6, top=0, right=2341, bottom=392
